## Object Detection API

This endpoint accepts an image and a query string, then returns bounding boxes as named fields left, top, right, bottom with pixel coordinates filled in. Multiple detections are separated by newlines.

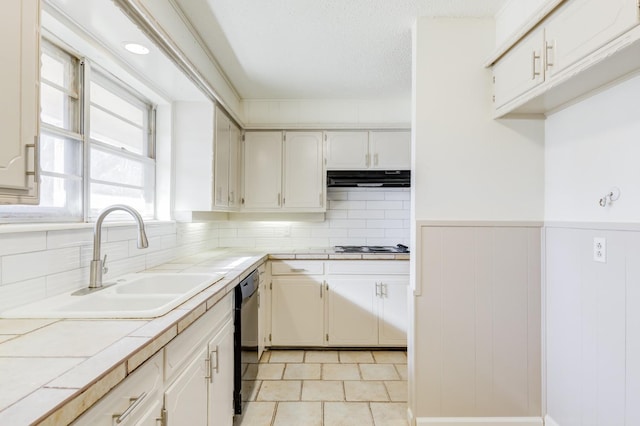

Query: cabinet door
left=326, top=279, right=378, bottom=346
left=228, top=122, right=240, bottom=209
left=132, top=399, right=163, bottom=426
left=164, top=346, right=208, bottom=426
left=214, top=110, right=230, bottom=208
left=0, top=0, right=40, bottom=204
left=545, top=0, right=640, bottom=77
left=369, top=131, right=411, bottom=170
left=493, top=27, right=545, bottom=109
left=325, top=131, right=369, bottom=169
left=242, top=132, right=282, bottom=210
left=283, top=132, right=324, bottom=210
left=378, top=279, right=409, bottom=346
left=271, top=277, right=324, bottom=346
left=207, top=319, right=234, bottom=426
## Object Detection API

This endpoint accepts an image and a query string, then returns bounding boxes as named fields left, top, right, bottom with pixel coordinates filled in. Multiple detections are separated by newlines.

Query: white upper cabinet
left=545, top=0, right=640, bottom=77
left=325, top=131, right=369, bottom=169
left=0, top=0, right=40, bottom=204
left=213, top=107, right=241, bottom=211
left=174, top=103, right=241, bottom=215
left=242, top=131, right=282, bottom=210
left=242, top=131, right=325, bottom=212
left=282, top=132, right=324, bottom=210
left=493, top=27, right=546, bottom=109
left=325, top=131, right=410, bottom=170
left=491, top=0, right=640, bottom=117
left=369, top=131, right=411, bottom=170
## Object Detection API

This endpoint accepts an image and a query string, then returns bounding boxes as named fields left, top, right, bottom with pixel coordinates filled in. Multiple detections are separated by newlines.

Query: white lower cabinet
left=164, top=345, right=209, bottom=426
left=164, top=320, right=234, bottom=426
left=164, top=293, right=234, bottom=426
left=206, top=319, right=234, bottom=425
left=271, top=276, right=325, bottom=346
left=326, top=277, right=408, bottom=346
left=73, top=292, right=235, bottom=426
left=72, top=352, right=164, bottom=426
left=326, top=279, right=378, bottom=346
left=269, top=260, right=408, bottom=347
left=377, top=279, right=409, bottom=346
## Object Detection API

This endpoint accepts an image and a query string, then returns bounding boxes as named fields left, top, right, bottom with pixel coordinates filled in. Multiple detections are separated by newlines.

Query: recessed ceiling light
left=123, top=42, right=150, bottom=55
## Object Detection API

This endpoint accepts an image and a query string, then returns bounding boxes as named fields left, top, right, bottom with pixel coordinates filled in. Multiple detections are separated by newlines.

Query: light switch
left=593, top=237, right=606, bottom=263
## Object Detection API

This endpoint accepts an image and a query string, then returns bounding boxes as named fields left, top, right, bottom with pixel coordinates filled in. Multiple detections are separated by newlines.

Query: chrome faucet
left=89, top=204, right=149, bottom=289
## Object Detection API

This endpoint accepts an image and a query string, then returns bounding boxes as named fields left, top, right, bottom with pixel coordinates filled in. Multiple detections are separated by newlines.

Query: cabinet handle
left=290, top=268, right=307, bottom=272
left=205, top=347, right=219, bottom=383
left=229, top=191, right=235, bottom=203
left=113, top=392, right=147, bottom=424
left=382, top=283, right=388, bottom=298
left=25, top=138, right=38, bottom=180
left=320, top=282, right=323, bottom=298
left=375, top=282, right=380, bottom=297
left=545, top=41, right=554, bottom=70
left=531, top=51, right=541, bottom=80
left=278, top=193, right=281, bottom=206
left=365, top=154, right=370, bottom=167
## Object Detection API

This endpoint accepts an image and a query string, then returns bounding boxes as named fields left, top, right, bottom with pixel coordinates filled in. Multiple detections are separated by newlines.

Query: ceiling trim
left=167, top=0, right=241, bottom=100
left=112, top=0, right=244, bottom=127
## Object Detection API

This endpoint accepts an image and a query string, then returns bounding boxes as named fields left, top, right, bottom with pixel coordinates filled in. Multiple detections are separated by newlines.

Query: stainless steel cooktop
left=334, top=244, right=409, bottom=254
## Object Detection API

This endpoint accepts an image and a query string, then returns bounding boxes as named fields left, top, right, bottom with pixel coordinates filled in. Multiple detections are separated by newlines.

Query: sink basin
left=112, top=274, right=219, bottom=295
left=0, top=273, right=224, bottom=319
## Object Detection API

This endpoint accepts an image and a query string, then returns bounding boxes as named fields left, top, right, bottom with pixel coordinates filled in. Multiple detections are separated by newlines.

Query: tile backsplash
left=218, top=188, right=410, bottom=248
left=0, top=188, right=409, bottom=311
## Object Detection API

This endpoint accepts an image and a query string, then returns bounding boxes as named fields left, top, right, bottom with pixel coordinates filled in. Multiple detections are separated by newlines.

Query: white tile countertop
left=0, top=248, right=409, bottom=425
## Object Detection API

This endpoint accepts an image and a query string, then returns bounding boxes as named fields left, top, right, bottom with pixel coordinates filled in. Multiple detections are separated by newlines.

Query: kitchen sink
left=0, top=273, right=224, bottom=319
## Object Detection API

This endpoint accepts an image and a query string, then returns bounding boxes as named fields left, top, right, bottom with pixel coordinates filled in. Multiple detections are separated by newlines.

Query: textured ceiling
left=174, top=0, right=509, bottom=100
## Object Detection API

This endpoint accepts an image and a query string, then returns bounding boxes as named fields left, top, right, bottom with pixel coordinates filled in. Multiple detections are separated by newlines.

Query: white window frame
left=0, top=39, right=157, bottom=223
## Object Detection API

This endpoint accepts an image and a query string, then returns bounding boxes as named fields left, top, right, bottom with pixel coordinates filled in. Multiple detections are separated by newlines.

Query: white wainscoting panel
left=412, top=223, right=541, bottom=419
left=545, top=225, right=640, bottom=426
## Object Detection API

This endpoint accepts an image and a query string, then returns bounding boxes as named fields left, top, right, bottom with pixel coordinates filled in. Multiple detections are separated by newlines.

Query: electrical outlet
left=593, top=237, right=606, bottom=263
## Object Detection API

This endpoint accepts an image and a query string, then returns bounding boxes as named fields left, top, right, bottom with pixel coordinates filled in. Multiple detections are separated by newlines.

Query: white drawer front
left=326, top=260, right=409, bottom=275
left=271, top=260, right=324, bottom=275
left=72, top=351, right=163, bottom=426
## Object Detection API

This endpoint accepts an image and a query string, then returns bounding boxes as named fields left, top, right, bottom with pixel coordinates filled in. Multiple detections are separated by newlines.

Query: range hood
left=327, top=170, right=410, bottom=188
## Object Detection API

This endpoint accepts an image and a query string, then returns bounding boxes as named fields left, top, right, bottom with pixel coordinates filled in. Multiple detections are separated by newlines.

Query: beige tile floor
left=235, top=349, right=408, bottom=426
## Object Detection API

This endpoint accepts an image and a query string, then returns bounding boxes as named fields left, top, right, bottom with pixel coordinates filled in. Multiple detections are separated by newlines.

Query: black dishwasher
left=233, top=269, right=259, bottom=415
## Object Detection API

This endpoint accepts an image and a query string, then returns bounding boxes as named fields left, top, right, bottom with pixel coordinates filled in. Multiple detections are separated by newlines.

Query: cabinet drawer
left=72, top=351, right=163, bottom=426
left=164, top=292, right=233, bottom=383
left=271, top=260, right=324, bottom=275
left=326, top=260, right=409, bottom=275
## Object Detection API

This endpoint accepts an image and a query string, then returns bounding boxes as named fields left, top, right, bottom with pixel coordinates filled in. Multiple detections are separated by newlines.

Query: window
left=88, top=72, right=155, bottom=218
left=0, top=40, right=156, bottom=222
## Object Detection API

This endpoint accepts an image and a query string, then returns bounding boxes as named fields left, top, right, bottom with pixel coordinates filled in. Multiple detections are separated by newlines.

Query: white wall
left=242, top=98, right=411, bottom=129
left=544, top=64, right=640, bottom=426
left=545, top=74, right=640, bottom=222
left=412, top=18, right=544, bottom=222
left=411, top=17, right=544, bottom=423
